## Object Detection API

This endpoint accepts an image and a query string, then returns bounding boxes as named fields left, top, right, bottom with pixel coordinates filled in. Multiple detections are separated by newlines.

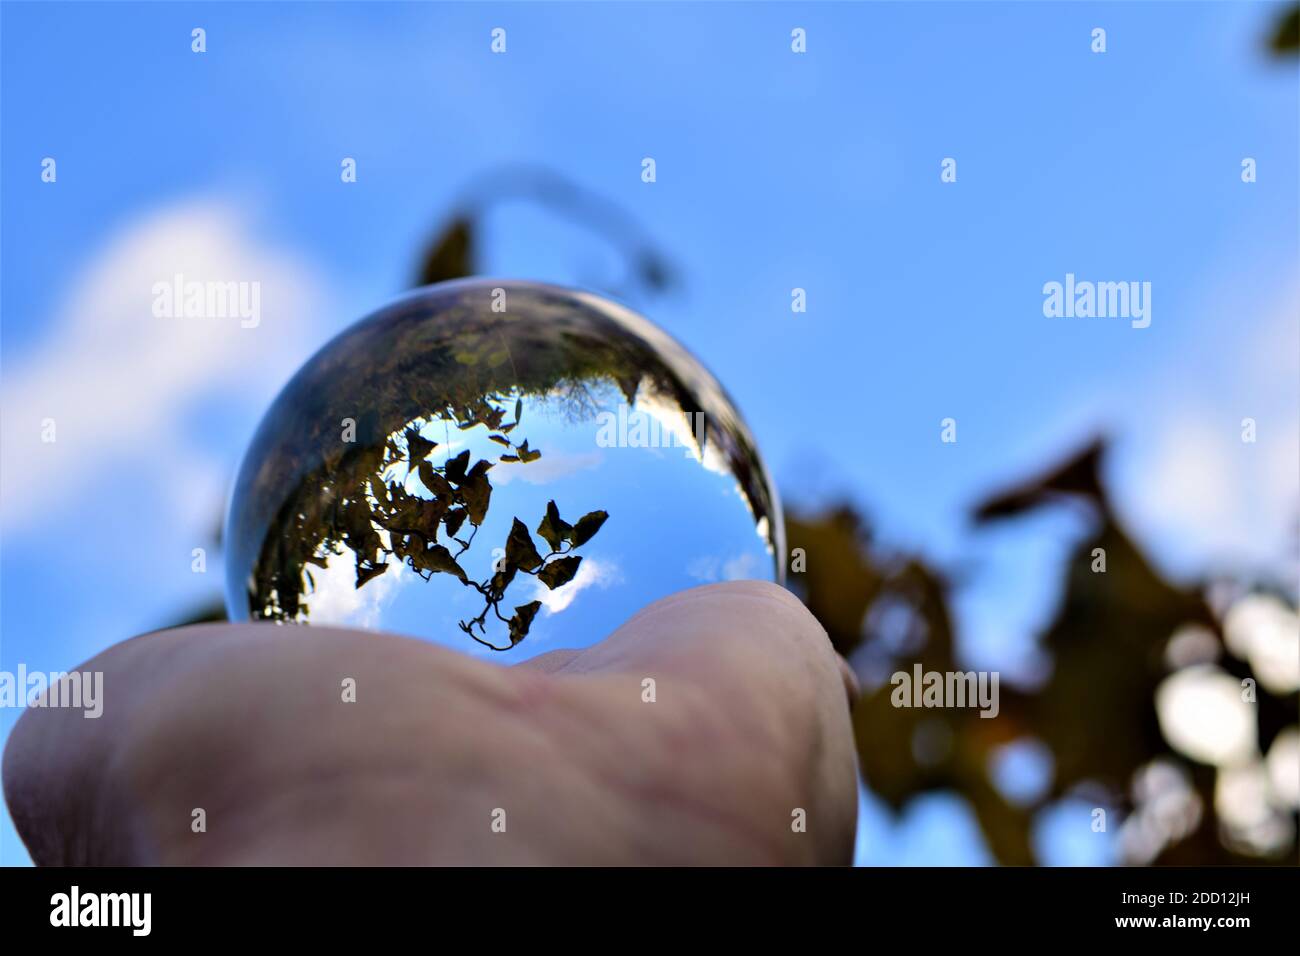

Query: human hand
left=4, top=581, right=858, bottom=865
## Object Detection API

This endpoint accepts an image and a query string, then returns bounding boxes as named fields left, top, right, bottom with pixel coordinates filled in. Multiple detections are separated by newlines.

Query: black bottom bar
left=1, top=864, right=1293, bottom=941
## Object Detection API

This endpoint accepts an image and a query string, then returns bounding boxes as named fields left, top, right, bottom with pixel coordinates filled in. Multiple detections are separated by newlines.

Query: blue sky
left=2, top=2, right=1296, bottom=866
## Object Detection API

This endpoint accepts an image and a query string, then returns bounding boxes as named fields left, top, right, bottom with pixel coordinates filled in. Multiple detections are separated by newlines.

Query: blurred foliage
left=418, top=216, right=475, bottom=287
left=788, top=439, right=1298, bottom=865
left=418, top=165, right=675, bottom=297
left=1270, top=2, right=1299, bottom=55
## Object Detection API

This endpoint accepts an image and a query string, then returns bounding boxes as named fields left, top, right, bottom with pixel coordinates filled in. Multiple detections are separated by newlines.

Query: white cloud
left=305, top=550, right=404, bottom=630
left=687, top=550, right=763, bottom=583
left=1112, top=291, right=1299, bottom=582
left=1, top=201, right=322, bottom=533
left=1121, top=419, right=1238, bottom=553
left=492, top=450, right=603, bottom=487
left=532, top=556, right=619, bottom=615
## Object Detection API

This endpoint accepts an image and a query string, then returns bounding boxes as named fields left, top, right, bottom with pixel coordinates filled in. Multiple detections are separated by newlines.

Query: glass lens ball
left=225, top=279, right=783, bottom=660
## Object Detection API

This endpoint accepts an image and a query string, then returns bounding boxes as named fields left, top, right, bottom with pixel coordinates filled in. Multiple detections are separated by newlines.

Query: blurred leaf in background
left=789, top=439, right=1298, bottom=865
left=1269, top=2, right=1299, bottom=55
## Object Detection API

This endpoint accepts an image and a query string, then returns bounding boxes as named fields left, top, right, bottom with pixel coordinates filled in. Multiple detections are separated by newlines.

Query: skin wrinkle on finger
left=4, top=582, right=857, bottom=865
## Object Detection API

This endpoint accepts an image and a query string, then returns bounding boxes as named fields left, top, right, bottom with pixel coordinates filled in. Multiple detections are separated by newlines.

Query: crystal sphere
left=225, top=279, right=783, bottom=660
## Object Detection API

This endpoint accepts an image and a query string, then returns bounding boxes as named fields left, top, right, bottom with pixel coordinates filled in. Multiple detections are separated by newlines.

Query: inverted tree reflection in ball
left=225, top=280, right=783, bottom=658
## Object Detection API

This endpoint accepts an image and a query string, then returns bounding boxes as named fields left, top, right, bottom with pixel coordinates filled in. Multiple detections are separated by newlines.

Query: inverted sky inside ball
left=224, top=279, right=783, bottom=660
